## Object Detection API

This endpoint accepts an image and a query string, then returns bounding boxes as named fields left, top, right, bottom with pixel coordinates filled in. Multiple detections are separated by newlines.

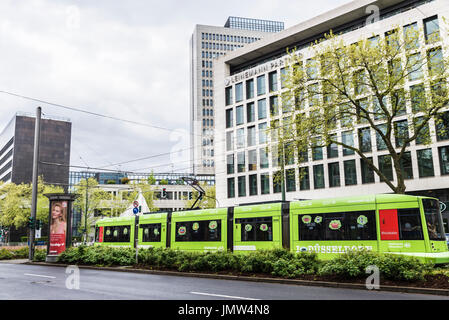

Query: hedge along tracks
left=26, top=261, right=449, bottom=297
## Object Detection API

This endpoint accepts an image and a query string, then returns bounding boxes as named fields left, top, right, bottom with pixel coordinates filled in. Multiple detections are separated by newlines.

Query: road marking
left=190, top=291, right=260, bottom=300
left=24, top=273, right=56, bottom=279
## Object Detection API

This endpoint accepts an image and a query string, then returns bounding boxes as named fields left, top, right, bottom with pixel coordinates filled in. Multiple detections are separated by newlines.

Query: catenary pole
left=29, top=106, right=41, bottom=261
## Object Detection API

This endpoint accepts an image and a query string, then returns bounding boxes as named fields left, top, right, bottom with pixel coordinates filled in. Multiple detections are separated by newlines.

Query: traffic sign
left=133, top=207, right=139, bottom=215
left=133, top=201, right=139, bottom=208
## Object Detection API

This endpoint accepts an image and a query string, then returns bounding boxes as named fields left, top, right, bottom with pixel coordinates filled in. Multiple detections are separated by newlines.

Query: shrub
left=318, top=251, right=433, bottom=281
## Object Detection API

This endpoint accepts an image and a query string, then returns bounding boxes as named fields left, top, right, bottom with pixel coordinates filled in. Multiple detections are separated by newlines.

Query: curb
left=26, top=261, right=449, bottom=297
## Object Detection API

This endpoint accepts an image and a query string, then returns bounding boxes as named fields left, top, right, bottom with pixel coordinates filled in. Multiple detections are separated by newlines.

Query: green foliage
left=318, top=251, right=433, bottom=281
left=33, top=249, right=47, bottom=262
left=159, top=179, right=169, bottom=185
left=184, top=184, right=216, bottom=209
left=277, top=22, right=449, bottom=194
left=0, top=246, right=30, bottom=260
left=55, top=247, right=436, bottom=283
left=0, top=177, right=63, bottom=228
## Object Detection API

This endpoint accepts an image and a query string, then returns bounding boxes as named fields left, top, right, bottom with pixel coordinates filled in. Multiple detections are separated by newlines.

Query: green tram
left=94, top=194, right=449, bottom=264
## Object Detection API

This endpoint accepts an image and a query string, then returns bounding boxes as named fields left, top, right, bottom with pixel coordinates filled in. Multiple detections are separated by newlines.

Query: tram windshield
left=422, top=199, right=445, bottom=241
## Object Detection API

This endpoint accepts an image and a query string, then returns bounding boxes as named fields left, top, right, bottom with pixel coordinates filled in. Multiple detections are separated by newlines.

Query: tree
left=275, top=22, right=449, bottom=194
left=147, top=171, right=156, bottom=185
left=73, top=178, right=110, bottom=241
left=0, top=177, right=63, bottom=228
left=184, top=184, right=216, bottom=209
left=124, top=179, right=159, bottom=212
left=160, top=179, right=169, bottom=185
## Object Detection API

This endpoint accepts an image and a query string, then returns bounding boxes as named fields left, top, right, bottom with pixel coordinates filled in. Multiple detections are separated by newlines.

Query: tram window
left=103, top=225, right=131, bottom=243
left=324, top=213, right=346, bottom=241
left=397, top=208, right=423, bottom=240
left=95, top=227, right=100, bottom=242
left=238, top=217, right=273, bottom=242
left=299, top=214, right=324, bottom=241
left=141, top=223, right=162, bottom=242
left=175, top=220, right=221, bottom=242
left=346, top=211, right=376, bottom=240
left=422, top=199, right=445, bottom=240
left=298, top=211, right=376, bottom=241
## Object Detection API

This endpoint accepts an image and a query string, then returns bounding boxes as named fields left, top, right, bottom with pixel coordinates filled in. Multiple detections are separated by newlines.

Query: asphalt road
left=0, top=261, right=448, bottom=300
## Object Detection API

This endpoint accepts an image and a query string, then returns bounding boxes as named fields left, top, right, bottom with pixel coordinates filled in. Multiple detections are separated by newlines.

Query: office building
left=0, top=112, right=72, bottom=186
left=214, top=0, right=449, bottom=211
left=190, top=16, right=284, bottom=176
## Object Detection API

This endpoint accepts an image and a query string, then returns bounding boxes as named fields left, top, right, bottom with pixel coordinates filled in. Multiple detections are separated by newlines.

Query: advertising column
left=44, top=193, right=77, bottom=262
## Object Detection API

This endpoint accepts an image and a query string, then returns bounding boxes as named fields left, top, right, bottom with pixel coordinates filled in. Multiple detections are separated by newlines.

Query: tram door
left=379, top=209, right=399, bottom=240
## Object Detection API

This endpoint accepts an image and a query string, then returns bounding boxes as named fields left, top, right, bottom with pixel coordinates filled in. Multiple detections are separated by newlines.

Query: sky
left=0, top=0, right=351, bottom=175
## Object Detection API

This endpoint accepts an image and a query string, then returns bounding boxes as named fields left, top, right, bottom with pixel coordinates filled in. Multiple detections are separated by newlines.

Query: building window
left=273, top=171, right=282, bottom=193
left=417, top=149, right=435, bottom=178
left=238, top=176, right=246, bottom=197
left=376, top=123, right=387, bottom=151
left=280, top=68, right=287, bottom=89
left=327, top=135, right=338, bottom=158
left=408, top=53, right=423, bottom=81
left=399, top=151, right=413, bottom=180
left=247, top=102, right=255, bottom=123
left=268, top=71, right=278, bottom=92
left=260, top=147, right=269, bottom=169
left=436, top=111, right=449, bottom=141
left=394, top=120, right=409, bottom=148
left=404, top=22, right=420, bottom=50
left=236, top=105, right=244, bottom=125
left=227, top=154, right=234, bottom=174
left=428, top=47, right=444, bottom=77
left=312, top=137, right=323, bottom=161
left=249, top=174, right=258, bottom=196
left=361, top=157, right=374, bottom=184
left=410, top=84, right=426, bottom=113
left=227, top=178, right=235, bottom=198
left=248, top=149, right=257, bottom=171
left=424, top=15, right=440, bottom=43
left=247, top=126, right=256, bottom=147
left=378, top=154, right=394, bottom=182
left=414, top=116, right=430, bottom=145
left=235, top=82, right=243, bottom=103
left=342, top=131, right=355, bottom=156
left=286, top=168, right=296, bottom=192
left=257, top=75, right=266, bottom=96
left=343, top=160, right=357, bottom=186
left=299, top=167, right=310, bottom=190
left=258, top=99, right=267, bottom=120
left=260, top=174, right=270, bottom=194
left=328, top=162, right=340, bottom=188
left=237, top=151, right=245, bottom=173
left=236, top=128, right=245, bottom=149
left=226, top=131, right=234, bottom=151
left=358, top=128, right=372, bottom=153
left=313, top=164, right=325, bottom=189
left=246, top=79, right=254, bottom=99
left=225, top=87, right=233, bottom=106
left=439, top=146, right=449, bottom=175
left=269, top=95, right=279, bottom=116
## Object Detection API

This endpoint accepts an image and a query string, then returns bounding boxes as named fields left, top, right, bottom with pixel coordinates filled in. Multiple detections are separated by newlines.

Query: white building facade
left=190, top=17, right=284, bottom=176
left=214, top=0, right=449, bottom=208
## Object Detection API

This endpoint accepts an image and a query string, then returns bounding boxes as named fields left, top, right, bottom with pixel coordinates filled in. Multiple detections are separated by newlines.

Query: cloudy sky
left=0, top=0, right=350, bottom=175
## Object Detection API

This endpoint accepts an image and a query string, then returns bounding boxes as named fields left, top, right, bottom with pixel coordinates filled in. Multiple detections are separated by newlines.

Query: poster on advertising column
left=45, top=193, right=77, bottom=262
left=49, top=201, right=68, bottom=255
